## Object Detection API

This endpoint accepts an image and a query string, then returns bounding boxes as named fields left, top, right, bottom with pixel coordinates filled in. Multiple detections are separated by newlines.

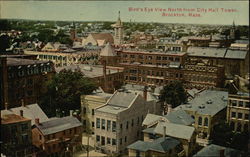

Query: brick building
left=32, top=116, right=82, bottom=157
left=0, top=56, right=55, bottom=109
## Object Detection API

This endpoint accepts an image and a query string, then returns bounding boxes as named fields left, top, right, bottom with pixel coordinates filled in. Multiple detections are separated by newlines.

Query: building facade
left=0, top=56, right=55, bottom=109
left=94, top=89, right=161, bottom=155
left=227, top=92, right=250, bottom=133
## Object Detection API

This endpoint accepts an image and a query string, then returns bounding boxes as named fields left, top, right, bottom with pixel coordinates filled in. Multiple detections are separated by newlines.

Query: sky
left=0, top=1, right=249, bottom=25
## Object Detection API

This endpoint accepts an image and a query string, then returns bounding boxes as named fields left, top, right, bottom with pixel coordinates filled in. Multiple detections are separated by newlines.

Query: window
left=112, top=139, right=116, bottom=145
left=231, top=100, right=237, bottom=106
left=125, top=136, right=127, bottom=143
left=112, top=121, right=116, bottom=132
left=238, top=113, right=243, bottom=119
left=96, top=118, right=100, bottom=129
left=21, top=123, right=28, bottom=131
left=107, top=120, right=111, bottom=131
left=96, top=135, right=100, bottom=142
left=198, top=117, right=202, bottom=126
left=107, top=138, right=111, bottom=145
left=92, top=122, right=95, bottom=127
left=120, top=124, right=123, bottom=130
left=126, top=121, right=129, bottom=129
left=245, top=114, right=249, bottom=120
left=39, top=135, right=42, bottom=140
left=21, top=134, right=29, bottom=143
left=131, top=119, right=134, bottom=127
left=230, top=122, right=235, bottom=130
left=245, top=102, right=250, bottom=108
left=101, top=136, right=105, bottom=145
left=120, top=138, right=122, bottom=145
left=239, top=101, right=243, bottom=107
left=204, top=117, right=208, bottom=127
left=101, top=119, right=105, bottom=130
left=237, top=123, right=242, bottom=132
left=232, top=112, right=236, bottom=118
left=244, top=124, right=248, bottom=132
left=92, top=109, right=95, bottom=115
left=137, top=117, right=139, bottom=125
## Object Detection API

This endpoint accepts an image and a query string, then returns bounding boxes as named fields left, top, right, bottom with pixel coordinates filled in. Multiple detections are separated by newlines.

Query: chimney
left=20, top=110, right=24, bottom=117
left=35, top=118, right=40, bottom=125
left=143, top=86, right=148, bottom=101
left=21, top=99, right=25, bottom=107
left=70, top=110, right=74, bottom=116
left=219, top=149, right=225, bottom=157
left=4, top=102, right=8, bottom=110
left=163, top=126, right=166, bottom=139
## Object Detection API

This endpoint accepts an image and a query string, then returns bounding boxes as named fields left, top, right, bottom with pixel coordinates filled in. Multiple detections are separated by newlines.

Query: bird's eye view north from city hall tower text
left=0, top=0, right=249, bottom=157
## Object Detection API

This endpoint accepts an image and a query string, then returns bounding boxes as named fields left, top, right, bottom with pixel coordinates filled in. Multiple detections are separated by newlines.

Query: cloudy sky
left=0, top=1, right=249, bottom=25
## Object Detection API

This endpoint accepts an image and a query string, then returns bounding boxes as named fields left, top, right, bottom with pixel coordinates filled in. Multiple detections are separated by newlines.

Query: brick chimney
left=143, top=86, right=148, bottom=101
left=20, top=110, right=24, bottom=117
left=219, top=149, right=225, bottom=157
left=35, top=118, right=40, bottom=125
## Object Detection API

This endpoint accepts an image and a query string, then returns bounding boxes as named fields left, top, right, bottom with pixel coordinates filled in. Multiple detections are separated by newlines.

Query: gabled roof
left=164, top=110, right=194, bottom=126
left=153, top=121, right=195, bottom=141
left=142, top=114, right=167, bottom=127
left=193, top=144, right=242, bottom=157
left=35, top=116, right=82, bottom=135
left=127, top=137, right=180, bottom=153
left=1, top=104, right=49, bottom=125
left=100, top=43, right=116, bottom=57
left=1, top=114, right=30, bottom=124
left=90, top=33, right=114, bottom=44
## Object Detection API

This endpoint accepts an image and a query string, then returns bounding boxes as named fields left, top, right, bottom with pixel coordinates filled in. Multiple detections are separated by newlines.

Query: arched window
left=204, top=117, right=208, bottom=126
left=198, top=117, right=202, bottom=126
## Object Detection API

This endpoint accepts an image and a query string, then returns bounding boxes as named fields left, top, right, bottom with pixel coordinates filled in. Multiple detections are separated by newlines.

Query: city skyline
left=1, top=1, right=249, bottom=25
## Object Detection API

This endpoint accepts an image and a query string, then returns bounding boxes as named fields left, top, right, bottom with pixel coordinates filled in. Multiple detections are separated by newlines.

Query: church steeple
left=112, top=11, right=123, bottom=46
left=230, top=20, right=236, bottom=40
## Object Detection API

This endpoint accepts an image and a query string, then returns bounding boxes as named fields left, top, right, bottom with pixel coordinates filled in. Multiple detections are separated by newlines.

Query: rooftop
left=121, top=49, right=186, bottom=56
left=55, top=64, right=123, bottom=78
left=164, top=110, right=194, bottom=126
left=175, top=90, right=228, bottom=116
left=6, top=57, right=51, bottom=66
left=1, top=104, right=49, bottom=125
left=127, top=137, right=180, bottom=153
left=1, top=114, right=30, bottom=124
left=35, top=116, right=82, bottom=135
left=193, top=144, right=242, bottom=157
left=144, top=121, right=195, bottom=141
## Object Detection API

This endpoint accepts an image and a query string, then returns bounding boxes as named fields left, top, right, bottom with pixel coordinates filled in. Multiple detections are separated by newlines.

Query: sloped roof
left=1, top=104, right=49, bottom=125
left=142, top=114, right=167, bottom=127
left=224, top=49, right=248, bottom=59
left=100, top=43, right=116, bottom=57
left=153, top=121, right=195, bottom=140
left=90, top=33, right=114, bottom=44
left=35, top=116, right=82, bottom=135
left=193, top=144, right=242, bottom=157
left=176, top=90, right=228, bottom=116
left=127, top=137, right=180, bottom=153
left=164, top=110, right=194, bottom=126
left=108, top=90, right=139, bottom=108
left=1, top=114, right=30, bottom=124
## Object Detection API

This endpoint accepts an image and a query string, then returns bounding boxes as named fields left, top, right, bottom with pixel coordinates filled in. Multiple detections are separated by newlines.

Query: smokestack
left=163, top=126, right=166, bottom=139
left=4, top=102, right=8, bottom=110
left=219, top=149, right=225, bottom=157
left=35, top=118, right=40, bottom=125
left=20, top=110, right=24, bottom=117
left=143, top=86, right=148, bottom=101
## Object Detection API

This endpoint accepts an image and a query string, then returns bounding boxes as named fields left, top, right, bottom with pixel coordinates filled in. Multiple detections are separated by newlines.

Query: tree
left=39, top=69, right=97, bottom=117
left=159, top=81, right=187, bottom=108
left=0, top=35, right=11, bottom=52
left=211, top=122, right=249, bottom=151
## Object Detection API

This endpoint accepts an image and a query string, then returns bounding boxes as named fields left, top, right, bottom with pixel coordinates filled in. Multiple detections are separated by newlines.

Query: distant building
left=94, top=89, right=161, bottom=154
left=41, top=42, right=68, bottom=52
left=227, top=92, right=250, bottom=133
left=112, top=11, right=123, bottom=46
left=83, top=33, right=114, bottom=46
left=55, top=64, right=124, bottom=93
left=0, top=56, right=55, bottom=109
left=175, top=90, right=228, bottom=146
left=1, top=114, right=34, bottom=157
left=32, top=116, right=82, bottom=156
left=193, top=144, right=243, bottom=157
